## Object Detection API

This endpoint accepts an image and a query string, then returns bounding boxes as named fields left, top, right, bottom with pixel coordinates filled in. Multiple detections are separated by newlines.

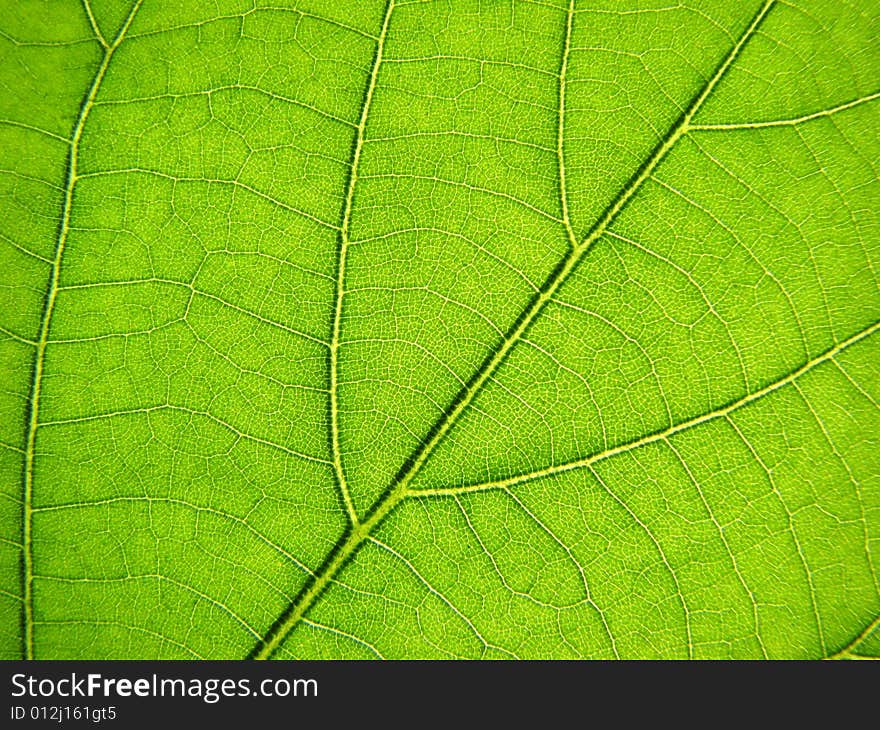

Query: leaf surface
left=1, top=0, right=879, bottom=659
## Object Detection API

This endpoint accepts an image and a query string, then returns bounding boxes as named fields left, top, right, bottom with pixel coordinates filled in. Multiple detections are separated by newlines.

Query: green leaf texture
left=1, top=0, right=879, bottom=660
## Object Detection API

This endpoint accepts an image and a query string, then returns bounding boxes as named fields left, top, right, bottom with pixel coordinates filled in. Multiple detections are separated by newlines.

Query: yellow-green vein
left=19, top=0, right=143, bottom=660
left=250, top=0, right=778, bottom=659
left=328, top=0, right=396, bottom=527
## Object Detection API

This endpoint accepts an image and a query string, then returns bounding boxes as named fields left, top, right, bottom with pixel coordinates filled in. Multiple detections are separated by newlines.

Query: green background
left=1, top=0, right=878, bottom=659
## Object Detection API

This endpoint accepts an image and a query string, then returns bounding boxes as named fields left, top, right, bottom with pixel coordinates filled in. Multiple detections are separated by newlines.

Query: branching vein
left=18, top=0, right=143, bottom=660
left=328, top=0, right=396, bottom=528
left=249, top=0, right=780, bottom=659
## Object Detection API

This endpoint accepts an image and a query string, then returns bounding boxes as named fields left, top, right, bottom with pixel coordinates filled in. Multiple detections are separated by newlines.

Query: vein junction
left=250, top=0, right=788, bottom=659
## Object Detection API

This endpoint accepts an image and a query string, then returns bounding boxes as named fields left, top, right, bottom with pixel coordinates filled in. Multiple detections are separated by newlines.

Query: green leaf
left=1, top=0, right=878, bottom=660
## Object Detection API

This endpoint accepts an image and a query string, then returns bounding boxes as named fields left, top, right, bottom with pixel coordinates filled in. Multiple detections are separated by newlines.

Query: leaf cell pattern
left=1, top=0, right=879, bottom=659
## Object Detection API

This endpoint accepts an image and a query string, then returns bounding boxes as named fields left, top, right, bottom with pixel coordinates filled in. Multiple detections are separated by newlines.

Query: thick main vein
left=19, top=0, right=143, bottom=660
left=249, top=0, right=776, bottom=659
left=328, top=0, right=395, bottom=527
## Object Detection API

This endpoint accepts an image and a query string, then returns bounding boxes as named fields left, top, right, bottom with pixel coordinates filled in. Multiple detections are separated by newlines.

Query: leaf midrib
left=248, top=0, right=777, bottom=659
